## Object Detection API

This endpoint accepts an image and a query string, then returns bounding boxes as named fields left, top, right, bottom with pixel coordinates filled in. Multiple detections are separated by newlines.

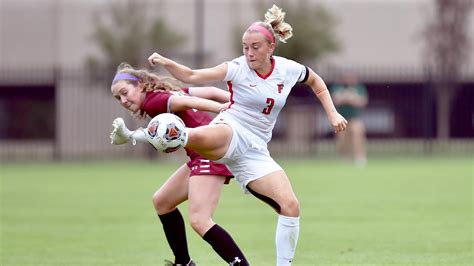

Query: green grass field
left=1, top=157, right=472, bottom=265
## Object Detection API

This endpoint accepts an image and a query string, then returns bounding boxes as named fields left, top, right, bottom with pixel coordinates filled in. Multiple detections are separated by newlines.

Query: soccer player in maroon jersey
left=110, top=62, right=248, bottom=266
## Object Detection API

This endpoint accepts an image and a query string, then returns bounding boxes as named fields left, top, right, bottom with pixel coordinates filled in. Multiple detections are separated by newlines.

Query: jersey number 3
left=262, top=98, right=275, bottom=115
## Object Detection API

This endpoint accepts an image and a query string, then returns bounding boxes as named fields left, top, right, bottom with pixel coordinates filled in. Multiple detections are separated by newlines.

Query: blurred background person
left=331, top=72, right=368, bottom=166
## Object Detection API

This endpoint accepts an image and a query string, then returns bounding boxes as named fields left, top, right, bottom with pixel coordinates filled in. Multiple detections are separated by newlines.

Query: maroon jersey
left=143, top=88, right=212, bottom=129
left=142, top=89, right=233, bottom=181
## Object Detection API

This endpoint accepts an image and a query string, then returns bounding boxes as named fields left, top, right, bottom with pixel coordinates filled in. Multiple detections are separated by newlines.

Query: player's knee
left=152, top=191, right=173, bottom=214
left=151, top=192, right=162, bottom=211
left=188, top=212, right=212, bottom=235
left=280, top=197, right=300, bottom=217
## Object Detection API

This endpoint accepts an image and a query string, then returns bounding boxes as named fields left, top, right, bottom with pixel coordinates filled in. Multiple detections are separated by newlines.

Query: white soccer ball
left=146, top=113, right=187, bottom=153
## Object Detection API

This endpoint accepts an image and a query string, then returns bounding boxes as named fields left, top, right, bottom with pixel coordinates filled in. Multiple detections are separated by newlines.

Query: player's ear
left=269, top=41, right=276, bottom=52
left=137, top=81, right=147, bottom=92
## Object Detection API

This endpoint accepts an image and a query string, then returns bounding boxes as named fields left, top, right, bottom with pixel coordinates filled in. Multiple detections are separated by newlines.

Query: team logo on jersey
left=277, top=84, right=284, bottom=93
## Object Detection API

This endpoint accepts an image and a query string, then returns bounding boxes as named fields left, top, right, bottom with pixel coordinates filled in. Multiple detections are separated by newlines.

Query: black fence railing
left=0, top=67, right=472, bottom=161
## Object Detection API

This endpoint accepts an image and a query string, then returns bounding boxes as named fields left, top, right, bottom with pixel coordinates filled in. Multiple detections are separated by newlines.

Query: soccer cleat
left=110, top=117, right=132, bottom=145
left=164, top=259, right=196, bottom=266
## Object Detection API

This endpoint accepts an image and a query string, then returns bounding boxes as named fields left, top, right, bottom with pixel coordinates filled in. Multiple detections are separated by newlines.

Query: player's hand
left=218, top=102, right=231, bottom=113
left=110, top=117, right=133, bottom=145
left=328, top=112, right=348, bottom=133
left=148, top=52, right=166, bottom=66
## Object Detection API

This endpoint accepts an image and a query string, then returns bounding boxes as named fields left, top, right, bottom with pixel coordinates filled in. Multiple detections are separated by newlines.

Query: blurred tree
left=87, top=0, right=185, bottom=84
left=423, top=0, right=473, bottom=139
left=233, top=0, right=340, bottom=64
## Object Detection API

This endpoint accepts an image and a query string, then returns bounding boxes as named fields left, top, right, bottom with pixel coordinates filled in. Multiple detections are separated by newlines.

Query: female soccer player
left=117, top=5, right=347, bottom=265
left=109, top=63, right=248, bottom=266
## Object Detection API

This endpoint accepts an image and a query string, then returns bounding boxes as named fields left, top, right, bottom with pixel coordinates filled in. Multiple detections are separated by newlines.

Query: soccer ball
left=146, top=113, right=188, bottom=153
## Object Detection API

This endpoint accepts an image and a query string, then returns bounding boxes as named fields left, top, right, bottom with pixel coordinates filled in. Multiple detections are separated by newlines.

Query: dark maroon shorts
left=186, top=156, right=233, bottom=184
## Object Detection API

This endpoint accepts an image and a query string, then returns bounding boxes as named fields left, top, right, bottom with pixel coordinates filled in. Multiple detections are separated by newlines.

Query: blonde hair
left=113, top=62, right=184, bottom=118
left=249, top=5, right=293, bottom=44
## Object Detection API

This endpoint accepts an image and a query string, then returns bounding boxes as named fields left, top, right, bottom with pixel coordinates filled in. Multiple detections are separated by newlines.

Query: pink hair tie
left=247, top=23, right=275, bottom=43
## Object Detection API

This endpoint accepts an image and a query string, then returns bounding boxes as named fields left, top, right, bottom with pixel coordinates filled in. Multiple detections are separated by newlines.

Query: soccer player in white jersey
left=115, top=5, right=347, bottom=265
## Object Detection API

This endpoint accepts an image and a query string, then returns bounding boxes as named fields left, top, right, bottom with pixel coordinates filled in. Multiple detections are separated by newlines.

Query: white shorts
left=211, top=112, right=282, bottom=193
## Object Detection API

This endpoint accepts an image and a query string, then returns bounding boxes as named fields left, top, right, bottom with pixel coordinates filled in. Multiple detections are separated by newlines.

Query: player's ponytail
left=264, top=5, right=293, bottom=43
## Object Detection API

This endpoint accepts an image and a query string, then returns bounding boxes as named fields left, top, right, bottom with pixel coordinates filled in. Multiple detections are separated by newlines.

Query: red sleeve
left=142, top=92, right=171, bottom=117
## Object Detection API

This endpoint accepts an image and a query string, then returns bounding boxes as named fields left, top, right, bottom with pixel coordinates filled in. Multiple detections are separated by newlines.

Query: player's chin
left=248, top=61, right=258, bottom=70
left=128, top=105, right=140, bottom=113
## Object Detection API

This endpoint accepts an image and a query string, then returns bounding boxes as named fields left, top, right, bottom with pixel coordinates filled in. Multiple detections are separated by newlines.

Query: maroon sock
left=203, top=224, right=249, bottom=265
left=158, top=209, right=191, bottom=264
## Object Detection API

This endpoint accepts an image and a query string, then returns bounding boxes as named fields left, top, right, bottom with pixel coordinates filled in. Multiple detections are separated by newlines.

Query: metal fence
left=1, top=0, right=473, bottom=161
left=0, top=67, right=472, bottom=162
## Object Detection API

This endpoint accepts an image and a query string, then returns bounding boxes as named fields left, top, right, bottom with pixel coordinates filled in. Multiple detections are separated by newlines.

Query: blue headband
left=112, top=73, right=140, bottom=84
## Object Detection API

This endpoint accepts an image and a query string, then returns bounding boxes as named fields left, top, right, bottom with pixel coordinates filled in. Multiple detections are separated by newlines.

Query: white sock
left=129, top=128, right=148, bottom=145
left=275, top=215, right=300, bottom=266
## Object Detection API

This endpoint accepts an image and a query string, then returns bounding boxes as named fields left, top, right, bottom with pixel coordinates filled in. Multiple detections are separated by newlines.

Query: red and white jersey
left=223, top=55, right=308, bottom=143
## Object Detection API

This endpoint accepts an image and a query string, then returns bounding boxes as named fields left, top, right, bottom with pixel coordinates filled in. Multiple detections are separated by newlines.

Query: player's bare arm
left=169, top=95, right=228, bottom=114
left=148, top=52, right=227, bottom=84
left=189, top=86, right=230, bottom=103
left=305, top=69, right=348, bottom=133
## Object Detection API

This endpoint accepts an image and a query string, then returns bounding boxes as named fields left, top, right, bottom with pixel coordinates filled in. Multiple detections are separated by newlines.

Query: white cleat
left=110, top=117, right=132, bottom=145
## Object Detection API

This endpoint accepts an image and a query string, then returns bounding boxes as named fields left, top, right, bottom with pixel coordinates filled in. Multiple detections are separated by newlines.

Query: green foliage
left=422, top=0, right=473, bottom=139
left=87, top=0, right=185, bottom=82
left=233, top=0, right=340, bottom=63
left=273, top=0, right=340, bottom=63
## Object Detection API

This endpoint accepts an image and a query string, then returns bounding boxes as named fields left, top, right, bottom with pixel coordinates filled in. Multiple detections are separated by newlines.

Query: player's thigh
left=187, top=124, right=232, bottom=160
left=247, top=170, right=299, bottom=215
left=188, top=174, right=226, bottom=218
left=153, top=163, right=191, bottom=213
